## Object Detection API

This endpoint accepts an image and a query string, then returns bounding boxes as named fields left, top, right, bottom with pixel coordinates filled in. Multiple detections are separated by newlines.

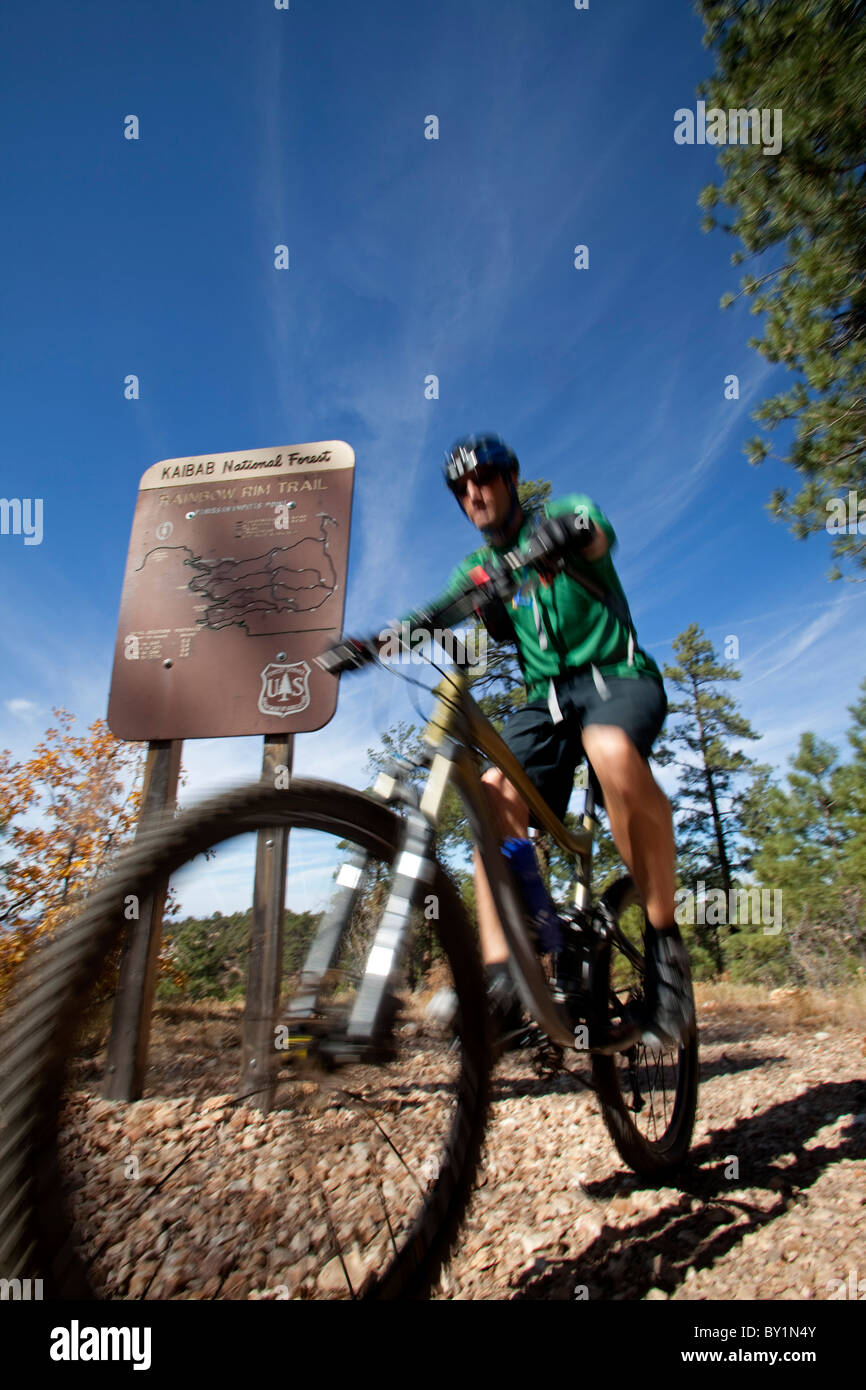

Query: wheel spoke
left=340, top=1086, right=428, bottom=1197
left=316, top=1181, right=357, bottom=1299
left=377, top=1179, right=399, bottom=1258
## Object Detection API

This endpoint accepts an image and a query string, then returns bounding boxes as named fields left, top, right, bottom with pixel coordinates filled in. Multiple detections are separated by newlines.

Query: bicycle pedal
left=492, top=1023, right=534, bottom=1057
left=587, top=1013, right=644, bottom=1055
left=276, top=1017, right=321, bottom=1061
left=532, top=1036, right=564, bottom=1077
left=317, top=1035, right=396, bottom=1067
left=281, top=1032, right=313, bottom=1059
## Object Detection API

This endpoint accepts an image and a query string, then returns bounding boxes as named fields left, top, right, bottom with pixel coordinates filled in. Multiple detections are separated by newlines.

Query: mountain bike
left=0, top=533, right=698, bottom=1301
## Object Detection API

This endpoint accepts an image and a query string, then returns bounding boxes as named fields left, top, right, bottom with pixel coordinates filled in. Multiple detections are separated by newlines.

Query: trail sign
left=108, top=441, right=354, bottom=739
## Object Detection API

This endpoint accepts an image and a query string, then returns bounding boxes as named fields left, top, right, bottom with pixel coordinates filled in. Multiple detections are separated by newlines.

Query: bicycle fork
left=342, top=804, right=436, bottom=1050
left=283, top=758, right=440, bottom=1062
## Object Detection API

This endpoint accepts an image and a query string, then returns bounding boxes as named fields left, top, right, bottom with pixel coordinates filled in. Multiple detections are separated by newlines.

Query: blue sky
left=2, top=1, right=863, bottom=916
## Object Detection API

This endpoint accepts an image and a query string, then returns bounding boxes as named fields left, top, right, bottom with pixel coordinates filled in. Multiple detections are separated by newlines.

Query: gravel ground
left=53, top=990, right=866, bottom=1301
left=436, top=998, right=866, bottom=1300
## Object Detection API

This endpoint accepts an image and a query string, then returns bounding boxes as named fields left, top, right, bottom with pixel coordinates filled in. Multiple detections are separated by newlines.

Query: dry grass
left=404, top=968, right=866, bottom=1033
left=694, top=976, right=866, bottom=1028
left=69, top=971, right=866, bottom=1067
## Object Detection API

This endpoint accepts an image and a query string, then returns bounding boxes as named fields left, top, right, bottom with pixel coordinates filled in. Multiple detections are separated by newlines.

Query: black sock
left=485, top=961, right=512, bottom=985
left=484, top=961, right=519, bottom=1012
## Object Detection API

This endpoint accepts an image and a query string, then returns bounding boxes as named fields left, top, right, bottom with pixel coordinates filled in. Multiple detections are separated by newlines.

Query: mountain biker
left=394, top=434, right=695, bottom=1053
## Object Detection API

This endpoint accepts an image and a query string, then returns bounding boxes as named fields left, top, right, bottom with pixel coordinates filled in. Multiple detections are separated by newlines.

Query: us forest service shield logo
left=258, top=661, right=312, bottom=717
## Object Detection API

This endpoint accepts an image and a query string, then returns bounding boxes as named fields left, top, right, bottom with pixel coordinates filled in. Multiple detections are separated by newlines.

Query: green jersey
left=406, top=493, right=662, bottom=705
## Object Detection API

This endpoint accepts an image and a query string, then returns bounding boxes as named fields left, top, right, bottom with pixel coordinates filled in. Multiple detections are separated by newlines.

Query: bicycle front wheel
left=590, top=876, right=699, bottom=1177
left=0, top=780, right=489, bottom=1300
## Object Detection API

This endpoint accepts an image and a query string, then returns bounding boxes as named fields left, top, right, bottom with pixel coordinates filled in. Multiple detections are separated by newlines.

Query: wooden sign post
left=239, top=735, right=293, bottom=1113
left=103, top=739, right=181, bottom=1101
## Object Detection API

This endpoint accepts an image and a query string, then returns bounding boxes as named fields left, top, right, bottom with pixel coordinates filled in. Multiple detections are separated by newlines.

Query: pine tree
left=836, top=676, right=866, bottom=889
left=740, top=715, right=865, bottom=988
left=743, top=734, right=847, bottom=866
left=785, top=733, right=849, bottom=874
left=657, top=625, right=761, bottom=969
left=739, top=737, right=843, bottom=940
left=696, top=0, right=866, bottom=578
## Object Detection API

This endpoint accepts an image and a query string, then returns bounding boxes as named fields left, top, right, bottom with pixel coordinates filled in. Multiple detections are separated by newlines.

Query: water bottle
left=500, top=837, right=564, bottom=953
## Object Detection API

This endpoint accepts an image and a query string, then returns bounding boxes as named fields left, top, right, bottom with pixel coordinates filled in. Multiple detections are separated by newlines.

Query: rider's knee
left=585, top=727, right=641, bottom=795
left=481, top=766, right=509, bottom=799
left=483, top=767, right=520, bottom=804
left=481, top=767, right=527, bottom=828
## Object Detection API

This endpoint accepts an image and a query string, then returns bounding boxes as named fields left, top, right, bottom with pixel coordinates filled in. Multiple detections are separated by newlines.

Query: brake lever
left=315, top=637, right=379, bottom=675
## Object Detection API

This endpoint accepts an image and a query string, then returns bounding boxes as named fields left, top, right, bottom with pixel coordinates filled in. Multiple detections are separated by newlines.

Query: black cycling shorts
left=488, top=670, right=667, bottom=823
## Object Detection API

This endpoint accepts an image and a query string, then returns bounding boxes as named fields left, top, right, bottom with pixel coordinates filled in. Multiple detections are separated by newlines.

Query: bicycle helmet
left=443, top=434, right=519, bottom=491
left=443, top=433, right=522, bottom=541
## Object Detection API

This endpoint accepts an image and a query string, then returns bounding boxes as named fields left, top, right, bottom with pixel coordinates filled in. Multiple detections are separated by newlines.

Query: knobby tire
left=0, top=780, right=490, bottom=1300
left=590, top=876, right=699, bottom=1176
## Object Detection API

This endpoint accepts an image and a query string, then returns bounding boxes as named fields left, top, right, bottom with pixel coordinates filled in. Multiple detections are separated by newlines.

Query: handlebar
left=316, top=515, right=591, bottom=676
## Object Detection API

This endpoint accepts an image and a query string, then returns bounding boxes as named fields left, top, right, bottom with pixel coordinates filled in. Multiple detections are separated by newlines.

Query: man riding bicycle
left=385, top=433, right=695, bottom=1053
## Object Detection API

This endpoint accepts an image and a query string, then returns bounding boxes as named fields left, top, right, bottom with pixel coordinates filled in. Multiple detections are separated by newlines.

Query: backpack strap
left=536, top=500, right=638, bottom=659
left=559, top=554, right=638, bottom=668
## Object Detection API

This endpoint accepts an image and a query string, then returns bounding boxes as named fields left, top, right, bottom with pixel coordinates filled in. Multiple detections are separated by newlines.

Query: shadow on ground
left=509, top=1078, right=866, bottom=1299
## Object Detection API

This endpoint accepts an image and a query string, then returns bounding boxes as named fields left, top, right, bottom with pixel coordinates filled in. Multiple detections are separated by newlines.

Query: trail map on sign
left=109, top=440, right=355, bottom=739
left=135, top=515, right=338, bottom=636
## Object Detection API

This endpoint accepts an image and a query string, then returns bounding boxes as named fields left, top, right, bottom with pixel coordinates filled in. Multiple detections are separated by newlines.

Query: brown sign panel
left=108, top=441, right=354, bottom=740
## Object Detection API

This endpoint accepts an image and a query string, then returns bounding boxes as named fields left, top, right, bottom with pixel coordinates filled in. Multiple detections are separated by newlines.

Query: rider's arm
left=380, top=495, right=617, bottom=652
left=379, top=556, right=495, bottom=652
left=321, top=557, right=505, bottom=673
left=543, top=493, right=614, bottom=563
left=581, top=523, right=609, bottom=563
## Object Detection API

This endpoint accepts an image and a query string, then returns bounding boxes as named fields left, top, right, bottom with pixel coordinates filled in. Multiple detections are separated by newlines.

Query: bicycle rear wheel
left=0, top=780, right=489, bottom=1300
left=590, top=876, right=698, bottom=1176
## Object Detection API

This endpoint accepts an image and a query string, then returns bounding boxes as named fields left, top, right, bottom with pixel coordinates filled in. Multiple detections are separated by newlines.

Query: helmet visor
left=445, top=438, right=515, bottom=489
left=449, top=462, right=504, bottom=497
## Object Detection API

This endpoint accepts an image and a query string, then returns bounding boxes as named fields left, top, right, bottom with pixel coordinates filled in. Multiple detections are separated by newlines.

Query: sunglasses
left=450, top=463, right=503, bottom=497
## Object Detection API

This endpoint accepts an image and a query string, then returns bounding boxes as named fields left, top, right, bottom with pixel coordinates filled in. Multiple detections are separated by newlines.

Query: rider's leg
left=579, top=724, right=675, bottom=930
left=580, top=722, right=694, bottom=1045
left=473, top=700, right=578, bottom=965
left=474, top=767, right=529, bottom=964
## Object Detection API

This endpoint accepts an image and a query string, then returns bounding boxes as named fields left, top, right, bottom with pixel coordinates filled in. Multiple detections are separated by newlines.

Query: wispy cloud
left=622, top=356, right=780, bottom=574
left=4, top=698, right=36, bottom=718
left=746, top=599, right=849, bottom=686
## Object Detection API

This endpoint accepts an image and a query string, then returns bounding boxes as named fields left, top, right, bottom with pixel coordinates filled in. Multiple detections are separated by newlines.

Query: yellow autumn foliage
left=0, top=709, right=182, bottom=1005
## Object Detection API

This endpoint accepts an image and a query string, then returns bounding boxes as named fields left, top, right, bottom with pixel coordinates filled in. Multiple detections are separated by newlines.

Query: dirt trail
left=435, top=994, right=866, bottom=1300
left=56, top=990, right=866, bottom=1300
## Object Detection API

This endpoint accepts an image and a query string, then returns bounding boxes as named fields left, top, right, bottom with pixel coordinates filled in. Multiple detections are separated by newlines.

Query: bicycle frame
left=289, top=652, right=601, bottom=1057
left=413, top=662, right=595, bottom=1049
